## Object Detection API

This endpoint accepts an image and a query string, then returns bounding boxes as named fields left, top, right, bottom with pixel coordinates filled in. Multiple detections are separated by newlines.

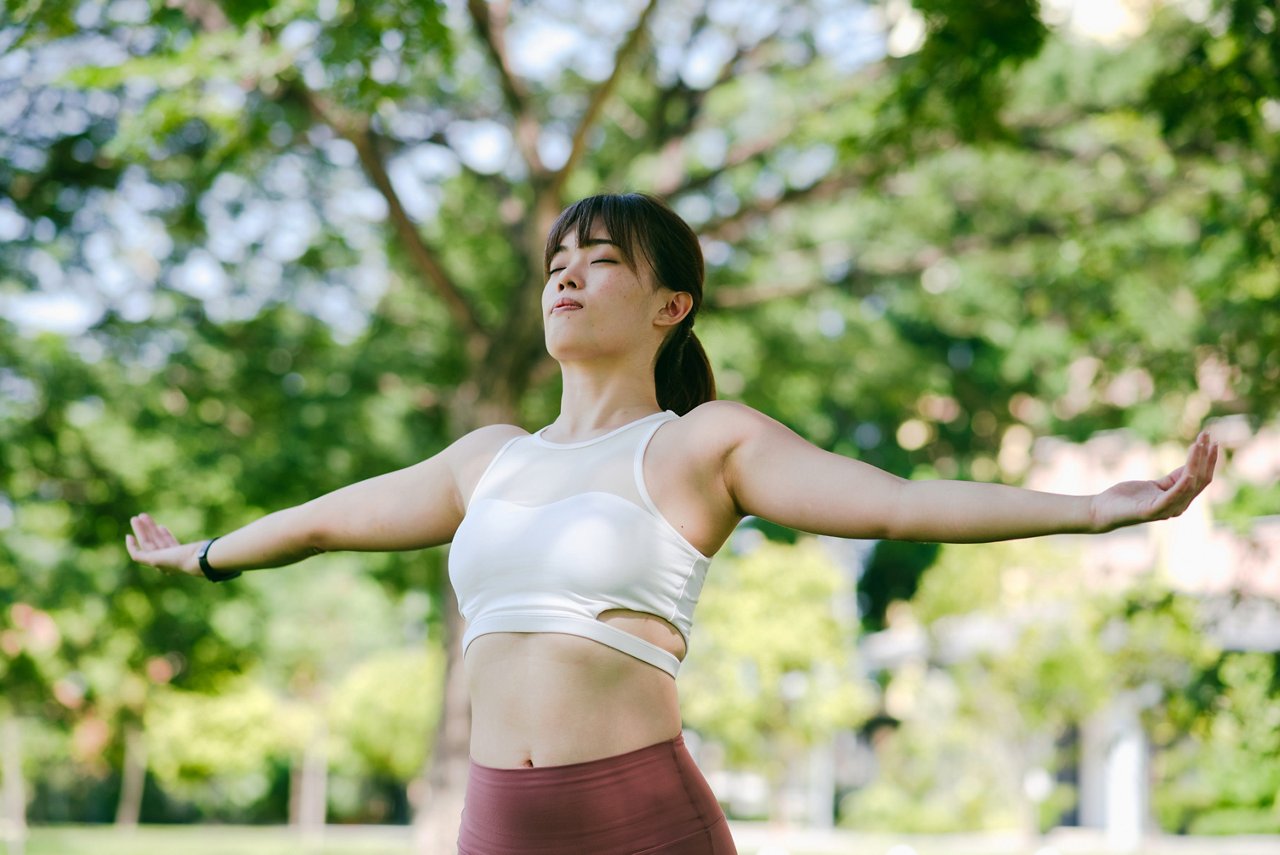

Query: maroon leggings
left=457, top=734, right=737, bottom=854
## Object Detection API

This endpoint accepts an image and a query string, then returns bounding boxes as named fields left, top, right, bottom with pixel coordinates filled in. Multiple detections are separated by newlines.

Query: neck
left=552, top=357, right=662, bottom=437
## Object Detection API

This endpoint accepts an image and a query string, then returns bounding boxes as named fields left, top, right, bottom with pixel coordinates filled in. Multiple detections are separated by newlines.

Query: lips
left=551, top=298, right=583, bottom=313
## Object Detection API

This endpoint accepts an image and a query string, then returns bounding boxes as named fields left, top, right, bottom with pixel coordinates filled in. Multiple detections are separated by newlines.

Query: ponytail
left=655, top=322, right=716, bottom=416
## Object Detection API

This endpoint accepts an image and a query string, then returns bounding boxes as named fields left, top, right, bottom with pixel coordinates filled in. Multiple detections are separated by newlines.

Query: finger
left=1153, top=466, right=1184, bottom=491
left=1150, top=480, right=1189, bottom=519
left=1155, top=464, right=1198, bottom=517
left=137, top=514, right=165, bottom=549
left=1187, top=437, right=1208, bottom=471
left=130, top=515, right=154, bottom=550
left=126, top=534, right=152, bottom=566
left=1189, top=442, right=1219, bottom=495
left=1185, top=436, right=1209, bottom=485
left=1162, top=442, right=1218, bottom=517
left=1182, top=435, right=1211, bottom=488
left=1187, top=433, right=1207, bottom=470
left=157, top=523, right=177, bottom=548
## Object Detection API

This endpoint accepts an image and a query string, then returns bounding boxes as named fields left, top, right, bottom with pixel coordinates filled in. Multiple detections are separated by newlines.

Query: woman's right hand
left=126, top=514, right=204, bottom=577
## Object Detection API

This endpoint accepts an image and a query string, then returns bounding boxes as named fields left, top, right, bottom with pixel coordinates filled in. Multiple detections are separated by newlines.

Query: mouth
left=551, top=298, right=583, bottom=313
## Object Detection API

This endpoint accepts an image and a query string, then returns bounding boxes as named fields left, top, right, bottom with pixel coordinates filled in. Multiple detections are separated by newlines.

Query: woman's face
left=542, top=224, right=678, bottom=363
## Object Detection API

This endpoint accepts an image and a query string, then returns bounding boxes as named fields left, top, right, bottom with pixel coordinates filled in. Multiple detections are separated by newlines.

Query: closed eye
left=592, top=258, right=618, bottom=264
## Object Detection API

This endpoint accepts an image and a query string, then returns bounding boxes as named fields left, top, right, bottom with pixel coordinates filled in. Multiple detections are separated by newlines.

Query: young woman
left=127, top=193, right=1218, bottom=854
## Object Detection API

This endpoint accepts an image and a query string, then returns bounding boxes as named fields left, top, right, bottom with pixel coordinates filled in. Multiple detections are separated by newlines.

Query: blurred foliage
left=680, top=538, right=873, bottom=768
left=1153, top=651, right=1280, bottom=835
left=839, top=670, right=1030, bottom=833
left=328, top=647, right=443, bottom=782
left=144, top=642, right=441, bottom=819
left=846, top=537, right=1252, bottom=834
left=894, top=0, right=1047, bottom=141
left=1214, top=479, right=1280, bottom=534
left=146, top=679, right=292, bottom=812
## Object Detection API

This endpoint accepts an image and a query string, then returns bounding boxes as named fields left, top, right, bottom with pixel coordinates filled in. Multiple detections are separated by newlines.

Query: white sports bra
left=448, top=411, right=712, bottom=677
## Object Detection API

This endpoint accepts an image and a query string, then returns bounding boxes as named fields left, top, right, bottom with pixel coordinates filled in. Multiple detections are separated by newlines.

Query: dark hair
left=544, top=193, right=716, bottom=415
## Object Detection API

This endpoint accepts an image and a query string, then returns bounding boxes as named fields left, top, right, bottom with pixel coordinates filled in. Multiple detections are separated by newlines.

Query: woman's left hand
left=1089, top=431, right=1219, bottom=533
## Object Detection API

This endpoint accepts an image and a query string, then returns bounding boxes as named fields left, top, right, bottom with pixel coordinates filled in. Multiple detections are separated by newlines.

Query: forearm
left=198, top=505, right=324, bottom=574
left=888, top=480, right=1096, bottom=543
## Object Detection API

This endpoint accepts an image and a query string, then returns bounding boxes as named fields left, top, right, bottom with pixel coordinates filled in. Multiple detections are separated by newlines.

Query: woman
left=127, top=193, right=1218, bottom=854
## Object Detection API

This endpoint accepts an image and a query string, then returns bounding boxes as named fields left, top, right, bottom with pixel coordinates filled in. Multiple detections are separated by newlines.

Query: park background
left=2, top=0, right=1278, bottom=852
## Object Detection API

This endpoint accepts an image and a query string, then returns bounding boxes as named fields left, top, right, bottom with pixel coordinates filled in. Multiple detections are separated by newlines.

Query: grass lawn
left=20, top=824, right=1280, bottom=855
left=25, top=825, right=416, bottom=855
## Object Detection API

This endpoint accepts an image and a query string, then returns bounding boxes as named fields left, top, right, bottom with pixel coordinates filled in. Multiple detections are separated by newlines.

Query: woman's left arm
left=715, top=403, right=1218, bottom=543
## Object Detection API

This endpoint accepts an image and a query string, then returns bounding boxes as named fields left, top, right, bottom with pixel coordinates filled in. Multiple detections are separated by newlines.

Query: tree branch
left=709, top=279, right=830, bottom=309
left=657, top=61, right=881, bottom=197
left=709, top=170, right=1187, bottom=312
left=644, top=5, right=713, bottom=148
left=466, top=0, right=545, bottom=177
left=547, top=0, right=660, bottom=199
left=709, top=255, right=922, bottom=310
left=170, top=0, right=230, bottom=31
left=699, top=172, right=870, bottom=242
left=165, top=0, right=487, bottom=343
left=657, top=128, right=786, bottom=197
left=302, top=90, right=487, bottom=343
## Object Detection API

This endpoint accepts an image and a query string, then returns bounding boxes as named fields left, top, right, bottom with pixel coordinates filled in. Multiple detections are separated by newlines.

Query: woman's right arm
left=126, top=424, right=525, bottom=578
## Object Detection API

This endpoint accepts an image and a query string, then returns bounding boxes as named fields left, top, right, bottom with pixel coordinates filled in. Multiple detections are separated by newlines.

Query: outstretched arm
left=718, top=404, right=1217, bottom=543
left=126, top=424, right=524, bottom=578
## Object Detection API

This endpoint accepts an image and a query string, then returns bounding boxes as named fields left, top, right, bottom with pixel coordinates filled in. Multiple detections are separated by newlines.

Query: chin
left=543, top=332, right=579, bottom=362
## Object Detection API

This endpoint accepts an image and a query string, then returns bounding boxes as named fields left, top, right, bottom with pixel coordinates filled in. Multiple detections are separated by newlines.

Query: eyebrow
left=551, top=238, right=620, bottom=255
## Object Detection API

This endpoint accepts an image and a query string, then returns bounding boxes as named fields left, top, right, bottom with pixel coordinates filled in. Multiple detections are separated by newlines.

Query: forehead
left=551, top=227, right=617, bottom=253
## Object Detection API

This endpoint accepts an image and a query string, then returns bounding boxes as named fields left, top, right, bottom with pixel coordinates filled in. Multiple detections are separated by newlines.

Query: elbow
left=295, top=502, right=335, bottom=555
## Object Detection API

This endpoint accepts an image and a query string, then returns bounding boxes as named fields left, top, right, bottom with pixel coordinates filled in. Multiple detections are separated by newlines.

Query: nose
left=557, top=259, right=583, bottom=290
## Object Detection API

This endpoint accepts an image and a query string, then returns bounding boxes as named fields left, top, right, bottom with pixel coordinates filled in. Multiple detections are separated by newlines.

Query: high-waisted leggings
left=457, top=734, right=738, bottom=854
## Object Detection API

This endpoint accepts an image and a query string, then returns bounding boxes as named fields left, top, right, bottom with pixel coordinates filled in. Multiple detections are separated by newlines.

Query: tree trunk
left=1, top=716, right=26, bottom=855
left=295, top=717, right=328, bottom=846
left=114, top=721, right=146, bottom=827
left=415, top=577, right=471, bottom=854
left=411, top=190, right=558, bottom=854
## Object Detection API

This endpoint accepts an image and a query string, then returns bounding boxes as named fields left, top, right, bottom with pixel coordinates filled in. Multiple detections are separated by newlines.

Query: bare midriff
left=465, top=611, right=684, bottom=769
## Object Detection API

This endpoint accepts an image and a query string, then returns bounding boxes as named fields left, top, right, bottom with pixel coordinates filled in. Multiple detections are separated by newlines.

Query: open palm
left=126, top=513, right=202, bottom=577
left=1090, top=432, right=1219, bottom=532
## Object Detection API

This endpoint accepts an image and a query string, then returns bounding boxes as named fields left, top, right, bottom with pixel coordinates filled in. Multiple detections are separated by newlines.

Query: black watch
left=198, top=537, right=242, bottom=582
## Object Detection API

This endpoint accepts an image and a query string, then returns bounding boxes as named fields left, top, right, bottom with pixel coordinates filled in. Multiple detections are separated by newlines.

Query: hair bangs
left=543, top=195, right=653, bottom=278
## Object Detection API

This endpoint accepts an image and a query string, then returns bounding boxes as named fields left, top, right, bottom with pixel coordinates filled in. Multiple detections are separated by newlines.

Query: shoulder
left=455, top=422, right=529, bottom=449
left=678, top=400, right=781, bottom=438
left=669, top=400, right=782, bottom=462
left=443, top=423, right=528, bottom=466
left=654, top=402, right=798, bottom=527
left=439, top=424, right=529, bottom=507
left=674, top=401, right=818, bottom=482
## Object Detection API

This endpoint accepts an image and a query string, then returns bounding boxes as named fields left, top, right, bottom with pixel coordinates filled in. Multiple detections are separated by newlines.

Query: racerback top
left=448, top=411, right=712, bottom=677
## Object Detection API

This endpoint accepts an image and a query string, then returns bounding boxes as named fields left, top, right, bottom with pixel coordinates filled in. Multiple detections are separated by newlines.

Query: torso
left=455, top=404, right=742, bottom=768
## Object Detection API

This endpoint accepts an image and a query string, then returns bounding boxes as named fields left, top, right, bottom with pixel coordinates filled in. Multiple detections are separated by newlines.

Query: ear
left=654, top=291, right=693, bottom=329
